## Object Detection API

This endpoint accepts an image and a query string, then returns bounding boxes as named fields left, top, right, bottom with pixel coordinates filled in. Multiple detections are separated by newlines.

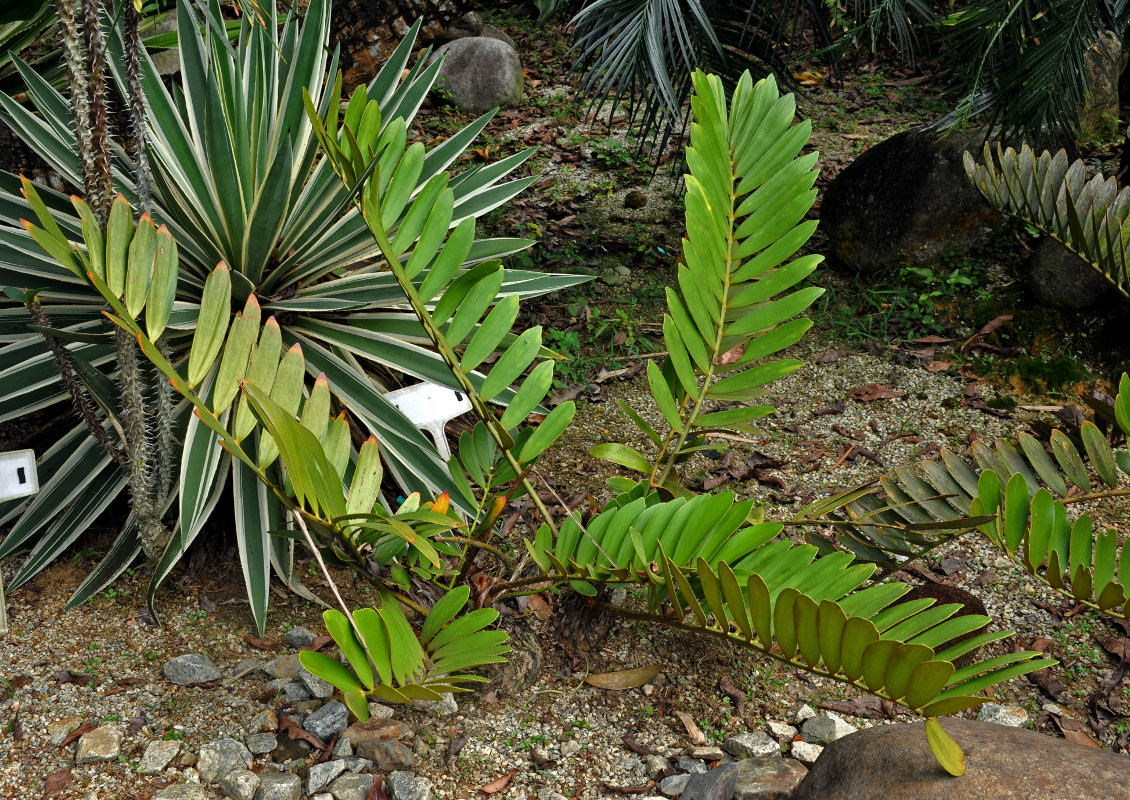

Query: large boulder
left=1027, top=237, right=1116, bottom=310
left=429, top=37, right=523, bottom=112
left=791, top=718, right=1130, bottom=800
left=820, top=128, right=1004, bottom=273
left=437, top=11, right=517, bottom=50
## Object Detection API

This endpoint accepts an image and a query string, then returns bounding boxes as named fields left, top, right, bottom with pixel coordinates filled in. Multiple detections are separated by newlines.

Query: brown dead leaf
left=913, top=335, right=954, bottom=344
left=584, top=664, right=659, bottom=690
left=244, top=635, right=285, bottom=651
left=1053, top=716, right=1102, bottom=748
left=56, top=670, right=93, bottom=687
left=279, top=714, right=326, bottom=750
left=548, top=383, right=584, bottom=407
left=9, top=676, right=32, bottom=689
left=674, top=710, right=706, bottom=745
left=479, top=768, right=519, bottom=795
left=713, top=343, right=746, bottom=366
left=57, top=722, right=96, bottom=749
left=976, top=314, right=1013, bottom=337
left=813, top=399, right=845, bottom=416
left=1096, top=635, right=1130, bottom=661
left=366, top=776, right=390, bottom=800
left=42, top=768, right=70, bottom=799
left=526, top=594, right=553, bottom=622
left=622, top=734, right=655, bottom=756
left=924, top=361, right=954, bottom=373
left=718, top=673, right=745, bottom=715
left=846, top=383, right=902, bottom=402
left=302, top=635, right=333, bottom=652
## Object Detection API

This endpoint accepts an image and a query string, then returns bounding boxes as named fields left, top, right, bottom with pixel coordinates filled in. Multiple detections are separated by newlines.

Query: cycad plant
left=295, top=69, right=1054, bottom=774
left=0, top=0, right=586, bottom=632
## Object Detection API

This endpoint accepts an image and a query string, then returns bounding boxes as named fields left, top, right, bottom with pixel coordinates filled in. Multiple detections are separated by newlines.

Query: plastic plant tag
left=384, top=382, right=472, bottom=460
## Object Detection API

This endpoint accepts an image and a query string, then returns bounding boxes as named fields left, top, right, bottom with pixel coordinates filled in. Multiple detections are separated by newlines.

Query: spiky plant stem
left=123, top=0, right=151, bottom=216
left=54, top=0, right=96, bottom=205
left=81, top=0, right=112, bottom=224
left=28, top=298, right=127, bottom=466
left=116, top=327, right=165, bottom=559
left=153, top=339, right=176, bottom=499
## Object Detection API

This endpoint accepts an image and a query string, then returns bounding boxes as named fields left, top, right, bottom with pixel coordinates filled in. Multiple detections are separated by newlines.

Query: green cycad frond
left=528, top=493, right=1051, bottom=719
left=795, top=373, right=1130, bottom=620
left=592, top=70, right=824, bottom=486
left=300, top=585, right=510, bottom=721
left=964, top=142, right=1130, bottom=300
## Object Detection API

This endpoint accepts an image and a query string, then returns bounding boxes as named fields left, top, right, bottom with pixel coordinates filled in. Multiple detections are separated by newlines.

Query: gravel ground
left=2, top=330, right=1128, bottom=800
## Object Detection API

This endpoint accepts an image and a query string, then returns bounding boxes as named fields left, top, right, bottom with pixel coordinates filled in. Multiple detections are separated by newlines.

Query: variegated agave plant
left=0, top=0, right=587, bottom=633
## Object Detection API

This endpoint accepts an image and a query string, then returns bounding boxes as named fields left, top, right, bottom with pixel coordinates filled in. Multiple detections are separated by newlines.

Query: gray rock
left=219, top=769, right=260, bottom=800
left=332, top=736, right=353, bottom=757
left=329, top=772, right=375, bottom=800
left=265, top=654, right=302, bottom=680
left=387, top=771, right=431, bottom=800
left=76, top=726, right=122, bottom=763
left=724, top=732, right=780, bottom=760
left=560, top=739, right=582, bottom=759
left=139, top=739, right=181, bottom=774
left=790, top=741, right=823, bottom=765
left=429, top=37, right=523, bottom=112
left=821, top=128, right=1006, bottom=273
left=660, top=774, right=690, bottom=797
left=229, top=659, right=269, bottom=680
left=163, top=654, right=222, bottom=685
left=245, top=733, right=277, bottom=755
left=47, top=716, right=84, bottom=746
left=793, top=705, right=817, bottom=725
left=412, top=692, right=457, bottom=716
left=682, top=762, right=739, bottom=800
left=367, top=703, right=395, bottom=720
left=801, top=715, right=854, bottom=746
left=341, top=756, right=374, bottom=773
left=689, top=746, right=725, bottom=761
left=735, top=756, right=808, bottom=800
left=284, top=626, right=317, bottom=649
left=736, top=754, right=809, bottom=800
left=792, top=718, right=1130, bottom=800
left=977, top=702, right=1029, bottom=728
left=646, top=754, right=670, bottom=776
left=1080, top=32, right=1122, bottom=142
left=356, top=739, right=415, bottom=771
left=313, top=795, right=334, bottom=800
left=254, top=773, right=302, bottom=800
left=1027, top=238, right=1114, bottom=310
left=298, top=664, right=336, bottom=699
left=766, top=722, right=797, bottom=742
left=247, top=710, right=277, bottom=734
left=438, top=10, right=484, bottom=40
left=304, top=700, right=348, bottom=742
left=198, top=738, right=253, bottom=782
left=154, top=786, right=211, bottom=800
left=481, top=25, right=517, bottom=52
left=263, top=678, right=312, bottom=702
left=677, top=754, right=709, bottom=774
left=270, top=736, right=311, bottom=764
left=307, top=759, right=348, bottom=794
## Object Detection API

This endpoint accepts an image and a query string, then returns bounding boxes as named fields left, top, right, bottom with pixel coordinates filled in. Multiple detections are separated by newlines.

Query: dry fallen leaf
left=846, top=383, right=902, bottom=402
left=479, top=768, right=519, bottom=794
left=525, top=594, right=553, bottom=622
left=674, top=710, right=706, bottom=745
left=243, top=635, right=285, bottom=651
left=583, top=664, right=660, bottom=690
left=713, top=342, right=746, bottom=366
left=56, top=722, right=96, bottom=750
left=279, top=715, right=325, bottom=750
left=924, top=361, right=954, bottom=373
left=42, top=768, right=71, bottom=799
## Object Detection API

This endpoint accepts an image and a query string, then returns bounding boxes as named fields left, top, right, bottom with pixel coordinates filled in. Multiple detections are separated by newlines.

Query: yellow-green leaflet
left=104, top=195, right=134, bottom=297
left=187, top=264, right=233, bottom=387
left=146, top=226, right=179, bottom=341
left=347, top=436, right=383, bottom=516
left=71, top=197, right=105, bottom=280
left=125, top=214, right=157, bottom=320
left=213, top=294, right=262, bottom=414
